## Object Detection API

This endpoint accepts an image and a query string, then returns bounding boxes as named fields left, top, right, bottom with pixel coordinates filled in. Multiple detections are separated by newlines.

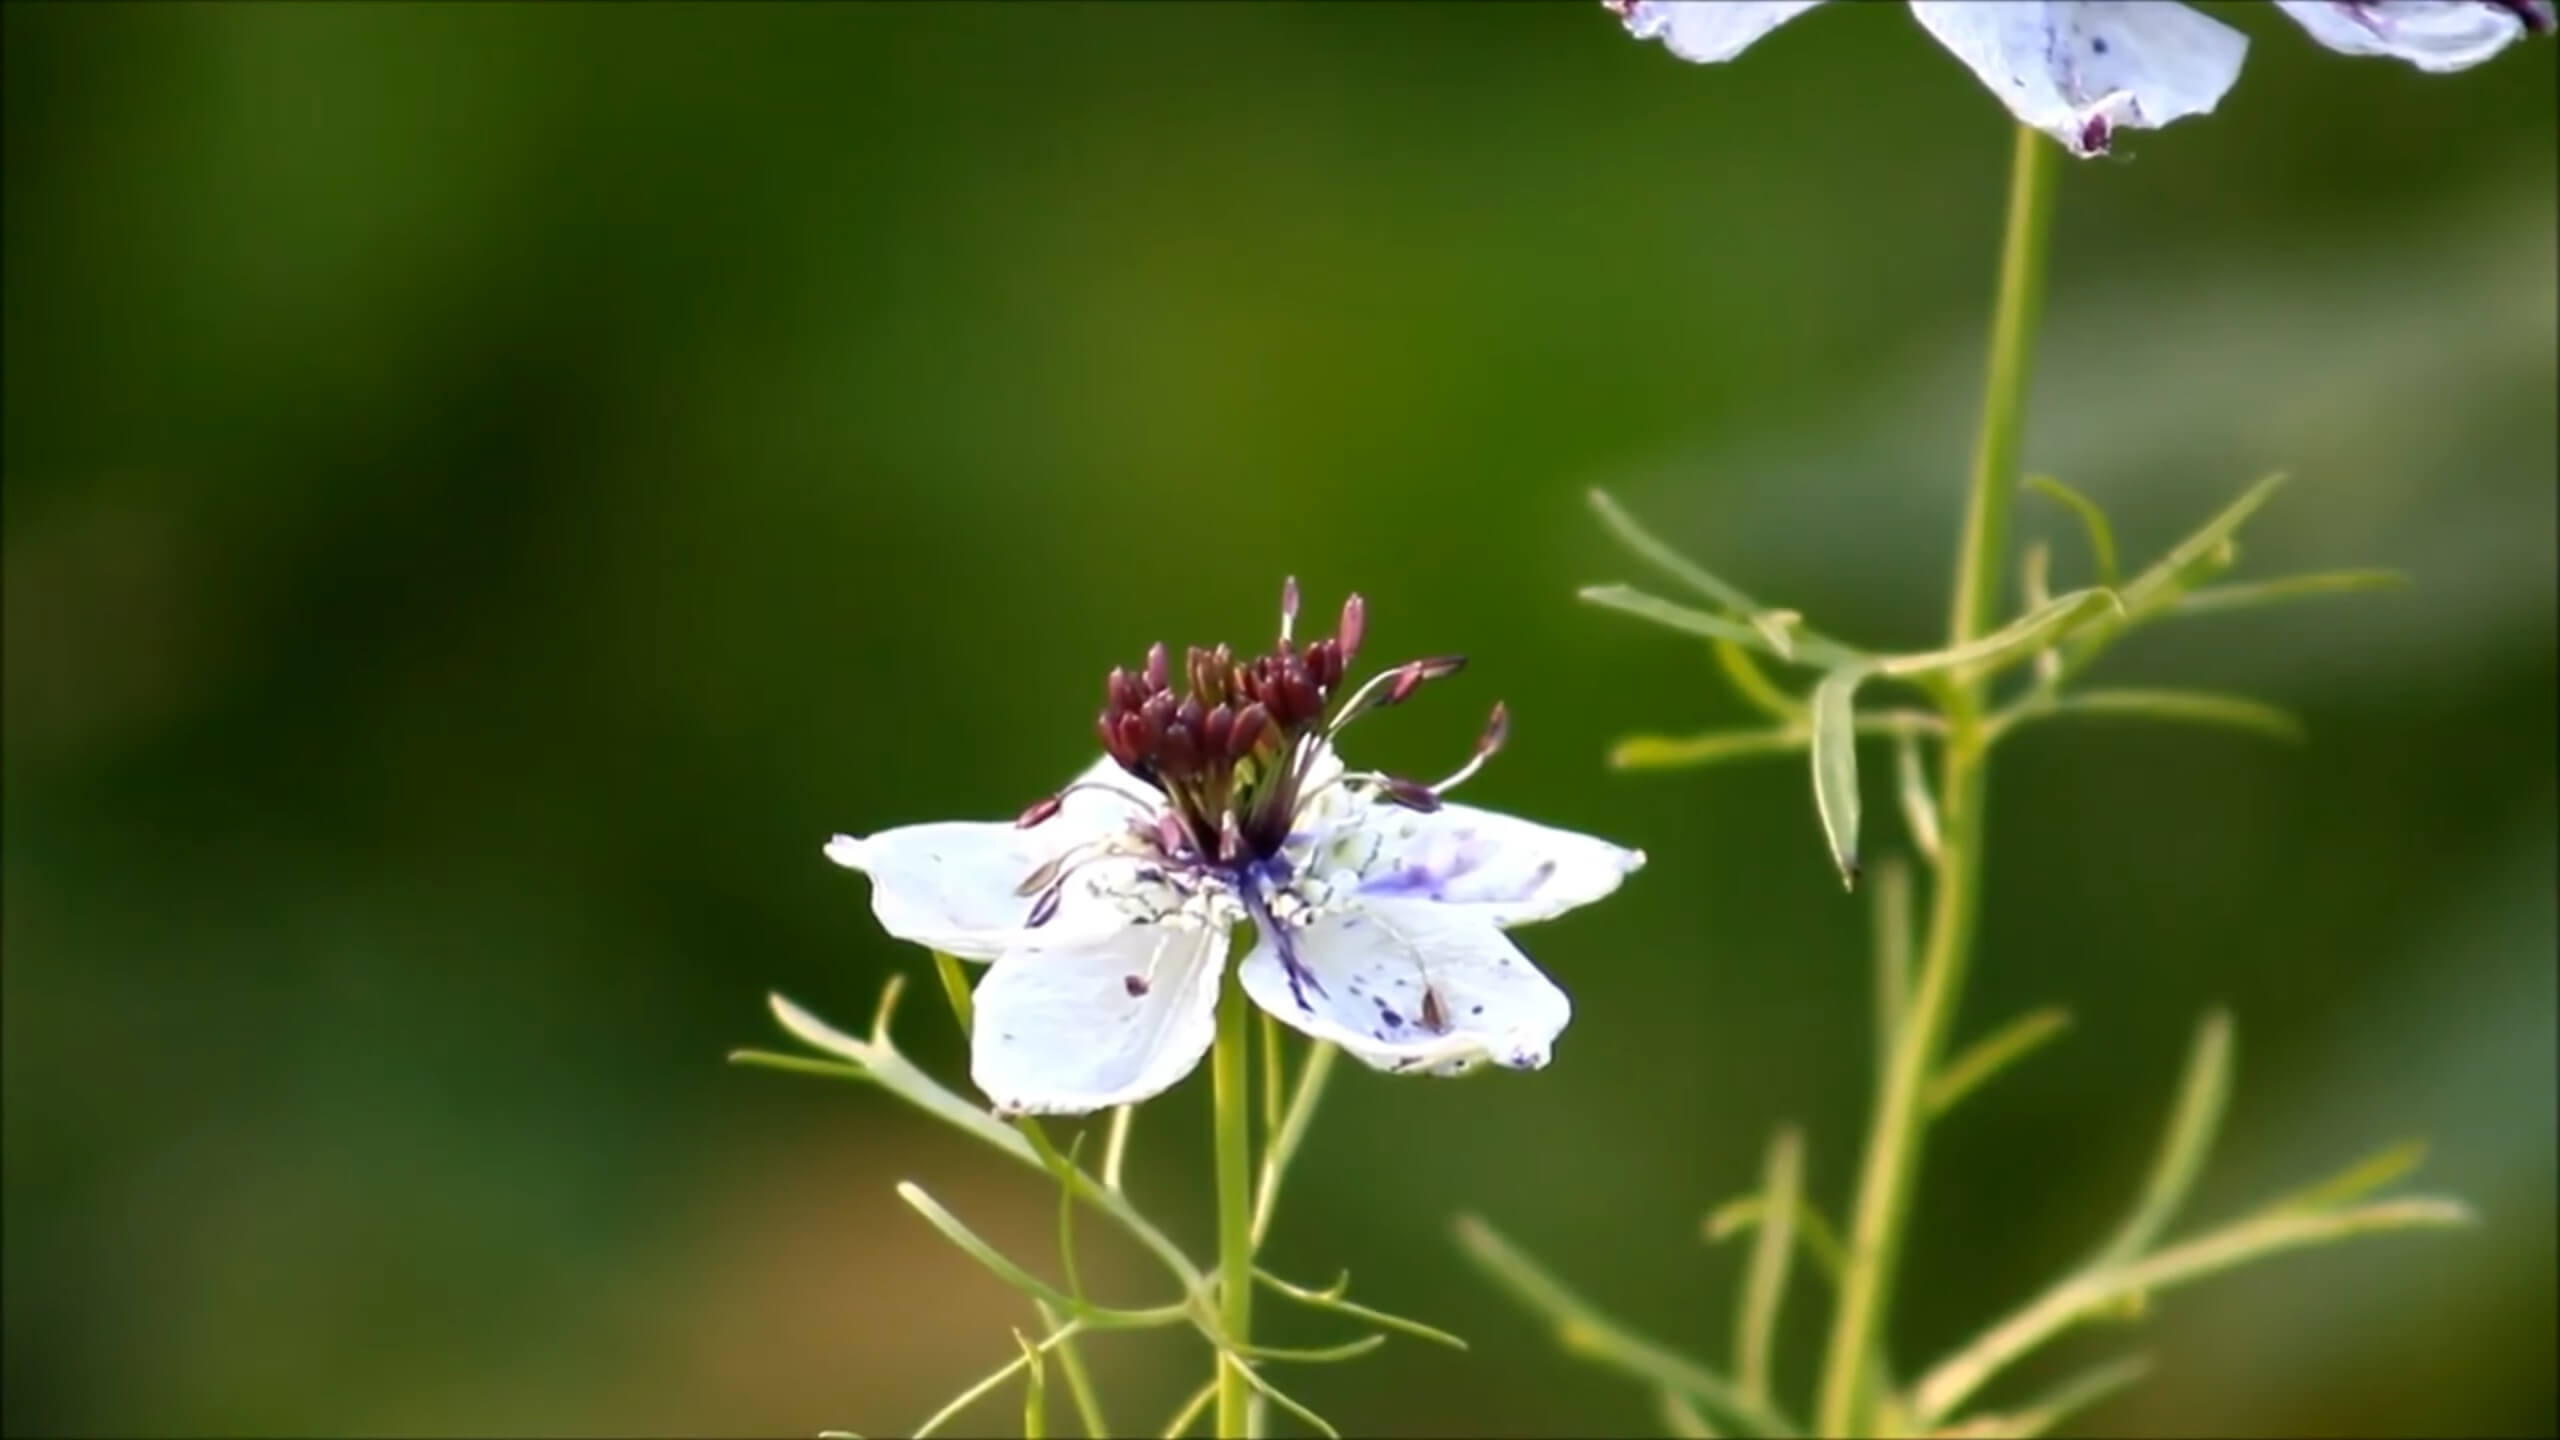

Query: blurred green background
left=4, top=2, right=2552, bottom=1436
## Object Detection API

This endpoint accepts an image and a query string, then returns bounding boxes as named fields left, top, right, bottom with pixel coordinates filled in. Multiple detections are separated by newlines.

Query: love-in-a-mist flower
left=826, top=583, right=1645, bottom=1117
left=1608, top=1, right=2554, bottom=157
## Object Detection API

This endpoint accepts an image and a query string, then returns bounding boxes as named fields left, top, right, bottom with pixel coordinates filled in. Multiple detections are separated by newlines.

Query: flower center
left=1018, top=579, right=1504, bottom=892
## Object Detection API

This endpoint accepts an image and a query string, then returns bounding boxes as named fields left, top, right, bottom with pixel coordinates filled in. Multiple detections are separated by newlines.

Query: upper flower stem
left=1815, top=121, right=2060, bottom=1439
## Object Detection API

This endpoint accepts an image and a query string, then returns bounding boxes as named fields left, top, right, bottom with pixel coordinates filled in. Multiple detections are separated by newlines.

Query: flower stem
left=1815, top=121, right=2058, bottom=1439
left=1212, top=934, right=1258, bottom=1439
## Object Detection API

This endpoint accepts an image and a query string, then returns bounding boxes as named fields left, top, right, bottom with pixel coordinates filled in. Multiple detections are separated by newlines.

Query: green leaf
left=1812, top=666, right=1871, bottom=888
left=1582, top=584, right=1789, bottom=652
left=1034, top=1301, right=1110, bottom=1440
left=2257, top=1140, right=2429, bottom=1216
left=1229, top=1360, right=1341, bottom=1439
left=2000, top=1353, right=2153, bottom=1437
left=1580, top=583, right=1866, bottom=669
left=912, top=1321, right=1089, bottom=1440
left=1257, top=1267, right=1469, bottom=1351
left=2169, top=568, right=2407, bottom=618
left=2091, top=1011, right=2233, bottom=1268
left=1716, top=638, right=1806, bottom=721
left=1158, top=1379, right=1218, bottom=1440
left=1015, top=1329, right=1048, bottom=1440
left=2024, top=474, right=2120, bottom=588
left=1894, top=733, right=1942, bottom=865
left=1927, top=1008, right=2073, bottom=1116
left=1875, top=588, right=2123, bottom=681
left=1611, top=727, right=1807, bottom=771
left=1913, top=1196, right=2468, bottom=1425
left=896, top=1182, right=1190, bottom=1329
left=1871, top=857, right=1914, bottom=1074
left=1659, top=1388, right=1722, bottom=1439
left=1588, top=488, right=1766, bottom=618
left=1703, top=1195, right=1850, bottom=1287
left=1454, top=1214, right=1798, bottom=1438
left=1750, top=608, right=1804, bottom=661
left=1993, top=688, right=2303, bottom=744
left=2120, top=472, right=2287, bottom=615
left=1735, top=1127, right=1804, bottom=1407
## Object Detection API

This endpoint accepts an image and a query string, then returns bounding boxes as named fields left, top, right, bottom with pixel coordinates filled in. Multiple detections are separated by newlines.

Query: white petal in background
left=2272, top=0, right=2544, bottom=72
left=1613, top=0, right=1832, bottom=64
left=1240, top=902, right=1573, bottom=1075
left=1907, top=0, right=2251, bottom=156
left=1352, top=802, right=1646, bottom=929
left=969, top=923, right=1226, bottom=1115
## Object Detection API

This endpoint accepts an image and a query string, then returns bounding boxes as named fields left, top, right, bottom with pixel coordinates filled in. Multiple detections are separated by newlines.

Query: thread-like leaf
left=1580, top=583, right=1866, bottom=669
left=1995, top=688, right=2302, bottom=744
left=2091, top=1011, right=2234, bottom=1268
left=1703, top=1195, right=1850, bottom=1286
left=1927, top=1009, right=2073, bottom=1117
left=1159, top=1379, right=1218, bottom=1440
left=897, top=1182, right=1188, bottom=1329
left=2120, top=472, right=2288, bottom=615
left=1257, top=1268, right=1469, bottom=1350
left=2257, top=1140, right=2430, bottom=1216
left=1015, top=1329, right=1048, bottom=1440
left=1715, top=638, right=1806, bottom=721
left=1735, top=1127, right=1804, bottom=1407
left=1894, top=734, right=1942, bottom=865
left=2024, top=474, right=2120, bottom=587
left=1589, top=488, right=1766, bottom=617
left=1456, top=1215, right=1797, bottom=1437
left=1875, top=588, right=2122, bottom=680
left=1914, top=1196, right=2468, bottom=1423
left=933, top=951, right=976, bottom=1036
left=1812, top=666, right=1871, bottom=889
left=2169, top=568, right=2407, bottom=617
left=1660, top=1388, right=1722, bottom=1438
left=1613, top=728, right=1807, bottom=771
left=1871, top=857, right=1914, bottom=1077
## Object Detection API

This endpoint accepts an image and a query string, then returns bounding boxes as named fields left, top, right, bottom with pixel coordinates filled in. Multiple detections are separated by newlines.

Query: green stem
left=1212, top=935, right=1258, bottom=1439
left=1945, top=123, right=2058, bottom=651
left=1816, top=121, right=2058, bottom=1439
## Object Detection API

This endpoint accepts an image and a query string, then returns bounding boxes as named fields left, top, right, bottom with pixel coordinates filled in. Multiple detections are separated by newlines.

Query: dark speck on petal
left=1124, top=974, right=1151, bottom=998
left=2091, top=34, right=2109, bottom=54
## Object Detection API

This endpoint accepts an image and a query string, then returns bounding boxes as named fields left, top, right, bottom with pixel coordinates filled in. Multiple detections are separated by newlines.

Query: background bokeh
left=5, top=3, right=2553, bottom=1436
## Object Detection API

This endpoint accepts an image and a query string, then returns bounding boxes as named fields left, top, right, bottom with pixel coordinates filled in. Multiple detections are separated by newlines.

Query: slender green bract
left=1815, top=119, right=2059, bottom=1439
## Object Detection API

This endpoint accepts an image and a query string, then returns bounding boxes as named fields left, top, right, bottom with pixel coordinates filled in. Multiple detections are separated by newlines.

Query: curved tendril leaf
left=2167, top=568, right=2406, bottom=618
left=1612, top=727, right=1807, bottom=771
left=2023, top=474, right=2120, bottom=588
left=1871, top=856, right=1914, bottom=1074
left=1926, top=1008, right=2073, bottom=1117
left=896, top=1182, right=1189, bottom=1330
left=933, top=950, right=976, bottom=1036
left=1874, top=588, right=2122, bottom=682
left=911, top=1322, right=1087, bottom=1440
left=1893, top=734, right=1942, bottom=866
left=1587, top=487, right=1768, bottom=618
left=1222, top=1334, right=1389, bottom=1365
left=1811, top=666, right=1871, bottom=889
left=1578, top=583, right=1867, bottom=669
left=1159, top=1378, right=1219, bottom=1440
left=1913, top=1196, right=2469, bottom=1425
left=1704, top=1195, right=1850, bottom=1286
left=1257, top=1268, right=1469, bottom=1350
left=1252, top=1040, right=1341, bottom=1249
left=1716, top=638, right=1807, bottom=721
left=1014, top=1329, right=1048, bottom=1440
left=2090, top=1011, right=2233, bottom=1270
left=1035, top=1300, right=1110, bottom=1440
left=1229, top=1358, right=1342, bottom=1439
left=1660, top=1387, right=1722, bottom=1439
left=1454, top=1214, right=1798, bottom=1438
left=2256, top=1140, right=2429, bottom=1217
left=1735, top=1127, right=1803, bottom=1407
left=1991, top=1351, right=2154, bottom=1438
left=1995, top=689, right=2303, bottom=744
left=2120, top=473, right=2288, bottom=616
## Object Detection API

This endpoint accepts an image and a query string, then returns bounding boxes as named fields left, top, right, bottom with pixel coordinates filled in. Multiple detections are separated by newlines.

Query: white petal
left=1611, top=0, right=1832, bottom=63
left=969, top=923, right=1226, bottom=1115
left=1906, top=1, right=2249, bottom=157
left=826, top=754, right=1161, bottom=960
left=2272, top=1, right=2544, bottom=73
left=1240, top=902, right=1572, bottom=1075
left=1333, top=800, right=1645, bottom=929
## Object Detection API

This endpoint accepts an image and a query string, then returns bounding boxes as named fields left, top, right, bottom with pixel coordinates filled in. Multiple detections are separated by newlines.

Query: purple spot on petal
left=1124, top=975, right=1150, bottom=998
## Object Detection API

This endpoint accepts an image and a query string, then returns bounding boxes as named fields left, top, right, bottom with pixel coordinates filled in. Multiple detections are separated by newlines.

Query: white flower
left=824, top=583, right=1646, bottom=1116
left=1608, top=1, right=2554, bottom=157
